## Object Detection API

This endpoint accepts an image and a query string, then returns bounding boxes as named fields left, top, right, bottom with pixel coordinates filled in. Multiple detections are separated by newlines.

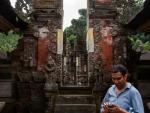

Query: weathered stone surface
left=22, top=37, right=37, bottom=68
left=0, top=80, right=13, bottom=97
left=34, top=0, right=62, bottom=9
left=88, top=0, right=126, bottom=86
left=0, top=102, right=5, bottom=112
left=37, top=32, right=49, bottom=71
left=55, top=104, right=96, bottom=113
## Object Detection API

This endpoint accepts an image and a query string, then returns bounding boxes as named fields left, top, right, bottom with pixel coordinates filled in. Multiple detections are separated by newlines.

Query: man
left=101, top=64, right=144, bottom=113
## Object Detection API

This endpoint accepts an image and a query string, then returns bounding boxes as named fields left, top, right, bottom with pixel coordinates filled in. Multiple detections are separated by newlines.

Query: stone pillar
left=88, top=0, right=116, bottom=85
left=87, top=1, right=127, bottom=112
left=33, top=0, right=63, bottom=113
left=33, top=0, right=63, bottom=72
left=87, top=0, right=127, bottom=87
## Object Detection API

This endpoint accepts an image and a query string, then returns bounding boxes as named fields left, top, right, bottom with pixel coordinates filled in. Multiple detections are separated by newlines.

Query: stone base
left=0, top=102, right=5, bottom=112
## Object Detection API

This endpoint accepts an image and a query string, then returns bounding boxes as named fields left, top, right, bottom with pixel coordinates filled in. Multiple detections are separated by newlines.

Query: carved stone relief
left=23, top=38, right=36, bottom=67
left=34, top=0, right=59, bottom=9
left=44, top=55, right=59, bottom=91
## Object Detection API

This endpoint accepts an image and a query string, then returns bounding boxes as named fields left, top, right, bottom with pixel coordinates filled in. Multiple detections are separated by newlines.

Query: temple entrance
left=1, top=0, right=149, bottom=113
left=61, top=0, right=88, bottom=87
left=5, top=0, right=116, bottom=113
left=61, top=46, right=88, bottom=86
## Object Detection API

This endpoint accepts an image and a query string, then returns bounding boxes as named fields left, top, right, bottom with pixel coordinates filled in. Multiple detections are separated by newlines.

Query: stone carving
left=96, top=0, right=112, bottom=3
left=23, top=38, right=36, bottom=67
left=44, top=55, right=59, bottom=91
left=94, top=0, right=112, bottom=7
left=17, top=71, right=32, bottom=82
left=34, top=0, right=59, bottom=9
left=39, top=27, right=49, bottom=38
left=17, top=71, right=45, bottom=82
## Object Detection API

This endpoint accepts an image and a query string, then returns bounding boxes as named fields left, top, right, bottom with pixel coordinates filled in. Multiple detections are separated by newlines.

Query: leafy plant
left=0, top=31, right=21, bottom=53
left=128, top=33, right=150, bottom=52
left=64, top=9, right=87, bottom=45
left=66, top=34, right=77, bottom=45
left=114, top=0, right=144, bottom=24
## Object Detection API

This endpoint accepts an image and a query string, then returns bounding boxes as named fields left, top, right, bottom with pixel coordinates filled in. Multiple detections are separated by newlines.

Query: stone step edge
left=57, top=95, right=94, bottom=97
left=55, top=104, right=96, bottom=106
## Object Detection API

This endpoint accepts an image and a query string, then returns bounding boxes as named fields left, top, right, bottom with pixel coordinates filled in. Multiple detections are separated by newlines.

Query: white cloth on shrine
left=86, top=28, right=94, bottom=53
left=57, top=29, right=63, bottom=54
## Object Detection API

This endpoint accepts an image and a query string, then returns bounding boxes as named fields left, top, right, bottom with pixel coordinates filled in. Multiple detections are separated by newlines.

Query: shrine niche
left=37, top=27, right=50, bottom=71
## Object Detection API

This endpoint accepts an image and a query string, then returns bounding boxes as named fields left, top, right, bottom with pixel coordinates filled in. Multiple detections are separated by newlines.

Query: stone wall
left=11, top=0, right=63, bottom=113
left=88, top=0, right=127, bottom=86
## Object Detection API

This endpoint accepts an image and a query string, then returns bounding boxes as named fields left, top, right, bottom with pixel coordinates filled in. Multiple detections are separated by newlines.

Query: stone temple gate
left=10, top=0, right=127, bottom=113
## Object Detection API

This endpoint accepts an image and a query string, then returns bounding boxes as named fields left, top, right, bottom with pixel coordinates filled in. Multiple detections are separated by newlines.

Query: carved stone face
left=39, top=27, right=49, bottom=38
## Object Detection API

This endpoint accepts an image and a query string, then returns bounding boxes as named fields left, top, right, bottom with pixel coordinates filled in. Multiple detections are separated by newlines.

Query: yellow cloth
left=86, top=28, right=94, bottom=52
left=57, top=29, right=63, bottom=54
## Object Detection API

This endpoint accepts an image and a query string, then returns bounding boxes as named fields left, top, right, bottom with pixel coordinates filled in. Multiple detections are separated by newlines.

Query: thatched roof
left=126, top=0, right=150, bottom=33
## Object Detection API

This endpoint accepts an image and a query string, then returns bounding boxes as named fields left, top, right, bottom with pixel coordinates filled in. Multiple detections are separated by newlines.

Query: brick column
left=88, top=0, right=116, bottom=85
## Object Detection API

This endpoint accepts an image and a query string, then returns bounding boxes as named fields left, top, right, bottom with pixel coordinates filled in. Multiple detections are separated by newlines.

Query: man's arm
left=130, top=88, right=144, bottom=113
left=101, top=90, right=110, bottom=113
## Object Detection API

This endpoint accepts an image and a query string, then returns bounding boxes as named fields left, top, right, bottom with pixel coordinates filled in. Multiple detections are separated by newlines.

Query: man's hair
left=112, top=64, right=128, bottom=76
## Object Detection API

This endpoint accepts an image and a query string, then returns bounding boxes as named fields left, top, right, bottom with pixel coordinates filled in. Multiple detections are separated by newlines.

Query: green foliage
left=128, top=33, right=150, bottom=52
left=66, top=34, right=77, bottom=45
left=64, top=9, right=87, bottom=45
left=115, top=0, right=144, bottom=24
left=0, top=31, right=21, bottom=53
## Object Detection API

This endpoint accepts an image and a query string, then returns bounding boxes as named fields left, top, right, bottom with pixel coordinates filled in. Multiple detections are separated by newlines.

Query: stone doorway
left=61, top=49, right=88, bottom=87
left=61, top=0, right=88, bottom=87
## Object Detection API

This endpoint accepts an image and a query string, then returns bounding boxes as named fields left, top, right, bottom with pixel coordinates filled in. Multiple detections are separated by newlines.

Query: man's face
left=111, top=72, right=127, bottom=90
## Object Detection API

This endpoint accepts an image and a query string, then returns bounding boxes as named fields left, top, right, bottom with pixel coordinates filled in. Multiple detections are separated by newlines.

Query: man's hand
left=109, top=105, right=129, bottom=113
left=102, top=102, right=110, bottom=113
left=102, top=103, right=129, bottom=113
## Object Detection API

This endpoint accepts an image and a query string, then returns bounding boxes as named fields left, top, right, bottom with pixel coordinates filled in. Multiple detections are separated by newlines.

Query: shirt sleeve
left=130, top=88, right=144, bottom=113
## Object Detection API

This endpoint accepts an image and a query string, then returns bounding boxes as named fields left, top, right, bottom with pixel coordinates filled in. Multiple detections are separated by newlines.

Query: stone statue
left=44, top=55, right=58, bottom=91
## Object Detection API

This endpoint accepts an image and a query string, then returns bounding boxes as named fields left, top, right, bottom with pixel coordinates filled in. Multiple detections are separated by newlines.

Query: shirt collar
left=125, top=82, right=132, bottom=89
left=112, top=82, right=132, bottom=90
left=110, top=82, right=132, bottom=96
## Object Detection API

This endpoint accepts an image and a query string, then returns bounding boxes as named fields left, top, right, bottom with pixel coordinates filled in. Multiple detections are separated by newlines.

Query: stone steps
left=55, top=104, right=96, bottom=113
left=56, top=95, right=95, bottom=104
left=46, top=86, right=101, bottom=113
left=54, top=88, right=97, bottom=113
